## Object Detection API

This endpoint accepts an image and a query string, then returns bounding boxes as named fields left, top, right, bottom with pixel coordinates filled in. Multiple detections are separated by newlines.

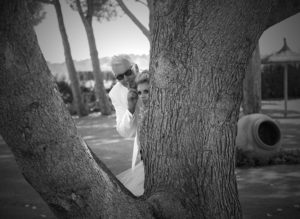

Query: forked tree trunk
left=54, top=0, right=88, bottom=117
left=242, top=45, right=261, bottom=114
left=0, top=1, right=150, bottom=218
left=1, top=0, right=300, bottom=218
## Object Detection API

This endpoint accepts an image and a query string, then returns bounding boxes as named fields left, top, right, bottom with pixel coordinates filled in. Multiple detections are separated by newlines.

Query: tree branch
left=1, top=0, right=157, bottom=217
left=116, top=0, right=150, bottom=42
left=266, top=0, right=300, bottom=29
left=34, top=0, right=54, bottom=4
left=75, top=0, right=86, bottom=21
left=86, top=0, right=93, bottom=24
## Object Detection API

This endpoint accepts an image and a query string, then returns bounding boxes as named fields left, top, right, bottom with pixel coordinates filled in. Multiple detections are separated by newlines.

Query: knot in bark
left=147, top=191, right=189, bottom=219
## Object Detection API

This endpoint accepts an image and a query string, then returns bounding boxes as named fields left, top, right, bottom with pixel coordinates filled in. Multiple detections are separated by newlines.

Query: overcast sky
left=34, top=1, right=300, bottom=63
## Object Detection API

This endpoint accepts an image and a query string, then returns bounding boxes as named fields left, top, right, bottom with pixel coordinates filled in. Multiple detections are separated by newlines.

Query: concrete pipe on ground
left=236, top=113, right=281, bottom=154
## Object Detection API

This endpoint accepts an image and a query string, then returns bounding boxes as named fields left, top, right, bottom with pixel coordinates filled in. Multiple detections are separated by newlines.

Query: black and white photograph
left=0, top=0, right=300, bottom=218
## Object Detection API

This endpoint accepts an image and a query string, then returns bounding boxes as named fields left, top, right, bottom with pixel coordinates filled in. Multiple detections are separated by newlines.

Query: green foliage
left=261, top=64, right=300, bottom=99
left=236, top=148, right=300, bottom=167
left=67, top=0, right=118, bottom=22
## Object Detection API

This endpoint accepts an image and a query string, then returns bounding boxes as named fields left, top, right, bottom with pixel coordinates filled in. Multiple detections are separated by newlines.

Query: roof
left=261, top=38, right=300, bottom=65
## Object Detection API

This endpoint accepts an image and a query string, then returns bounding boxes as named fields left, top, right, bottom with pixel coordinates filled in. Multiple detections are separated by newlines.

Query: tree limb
left=86, top=0, right=93, bottom=24
left=116, top=0, right=150, bottom=42
left=1, top=1, right=156, bottom=217
left=75, top=0, right=86, bottom=22
left=34, top=0, right=54, bottom=4
left=266, top=0, right=300, bottom=29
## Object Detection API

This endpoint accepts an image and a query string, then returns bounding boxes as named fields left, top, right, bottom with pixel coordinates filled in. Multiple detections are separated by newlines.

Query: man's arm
left=109, top=89, right=138, bottom=138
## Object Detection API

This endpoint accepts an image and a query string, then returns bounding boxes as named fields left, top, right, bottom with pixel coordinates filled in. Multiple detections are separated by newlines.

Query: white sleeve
left=109, top=90, right=138, bottom=138
left=117, top=110, right=138, bottom=138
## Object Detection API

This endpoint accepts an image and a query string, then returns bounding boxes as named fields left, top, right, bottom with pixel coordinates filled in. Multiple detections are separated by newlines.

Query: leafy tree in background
left=35, top=0, right=88, bottom=117
left=1, top=0, right=300, bottom=218
left=68, top=0, right=116, bottom=116
left=27, top=0, right=47, bottom=25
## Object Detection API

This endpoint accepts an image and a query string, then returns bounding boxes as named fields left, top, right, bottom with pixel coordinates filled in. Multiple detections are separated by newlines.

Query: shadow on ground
left=1, top=99, right=300, bottom=218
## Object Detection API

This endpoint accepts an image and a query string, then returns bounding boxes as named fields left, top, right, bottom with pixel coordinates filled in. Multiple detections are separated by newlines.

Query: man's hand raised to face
left=127, top=89, right=138, bottom=114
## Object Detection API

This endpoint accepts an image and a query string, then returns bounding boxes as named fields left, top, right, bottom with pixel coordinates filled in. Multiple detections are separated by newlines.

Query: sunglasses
left=137, top=89, right=149, bottom=96
left=116, top=68, right=133, bottom=81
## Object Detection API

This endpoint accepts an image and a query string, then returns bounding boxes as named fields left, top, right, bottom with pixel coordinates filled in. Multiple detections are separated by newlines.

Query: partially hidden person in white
left=109, top=55, right=149, bottom=195
left=109, top=55, right=140, bottom=169
left=116, top=71, right=150, bottom=196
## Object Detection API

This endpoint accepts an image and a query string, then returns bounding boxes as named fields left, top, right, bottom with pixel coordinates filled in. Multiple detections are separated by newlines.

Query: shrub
left=56, top=80, right=73, bottom=104
left=236, top=148, right=300, bottom=167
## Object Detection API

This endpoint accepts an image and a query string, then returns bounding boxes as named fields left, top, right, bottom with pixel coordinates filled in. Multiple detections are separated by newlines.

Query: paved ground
left=0, top=99, right=299, bottom=218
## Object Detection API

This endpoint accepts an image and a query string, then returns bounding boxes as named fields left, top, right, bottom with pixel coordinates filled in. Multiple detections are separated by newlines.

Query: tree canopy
left=68, top=0, right=117, bottom=22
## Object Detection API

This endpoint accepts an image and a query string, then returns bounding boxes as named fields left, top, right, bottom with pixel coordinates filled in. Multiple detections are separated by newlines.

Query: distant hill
left=48, top=54, right=149, bottom=81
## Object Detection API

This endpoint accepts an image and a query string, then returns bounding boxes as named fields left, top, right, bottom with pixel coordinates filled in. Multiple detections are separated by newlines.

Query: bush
left=236, top=148, right=300, bottom=167
left=56, top=80, right=73, bottom=104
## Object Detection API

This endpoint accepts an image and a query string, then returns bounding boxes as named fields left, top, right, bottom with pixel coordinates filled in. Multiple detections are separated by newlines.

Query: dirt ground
left=0, top=99, right=299, bottom=218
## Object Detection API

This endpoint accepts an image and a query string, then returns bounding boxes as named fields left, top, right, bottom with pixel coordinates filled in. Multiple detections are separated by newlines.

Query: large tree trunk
left=0, top=1, right=150, bottom=218
left=140, top=1, right=276, bottom=218
left=1, top=0, right=300, bottom=218
left=242, top=45, right=261, bottom=114
left=116, top=0, right=263, bottom=118
left=54, top=0, right=88, bottom=117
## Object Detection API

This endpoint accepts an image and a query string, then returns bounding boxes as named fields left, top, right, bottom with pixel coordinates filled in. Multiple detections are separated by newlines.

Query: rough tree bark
left=0, top=0, right=151, bottom=218
left=75, top=0, right=112, bottom=116
left=1, top=0, right=300, bottom=218
left=140, top=1, right=300, bottom=218
left=53, top=0, right=88, bottom=117
left=242, top=45, right=261, bottom=114
left=117, top=0, right=261, bottom=116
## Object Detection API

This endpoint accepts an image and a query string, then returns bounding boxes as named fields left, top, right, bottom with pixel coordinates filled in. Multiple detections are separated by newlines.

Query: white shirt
left=109, top=82, right=140, bottom=169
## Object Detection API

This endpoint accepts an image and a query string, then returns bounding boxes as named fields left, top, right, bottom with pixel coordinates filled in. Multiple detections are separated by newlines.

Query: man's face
left=113, top=64, right=129, bottom=87
left=124, top=67, right=137, bottom=89
left=113, top=63, right=136, bottom=88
